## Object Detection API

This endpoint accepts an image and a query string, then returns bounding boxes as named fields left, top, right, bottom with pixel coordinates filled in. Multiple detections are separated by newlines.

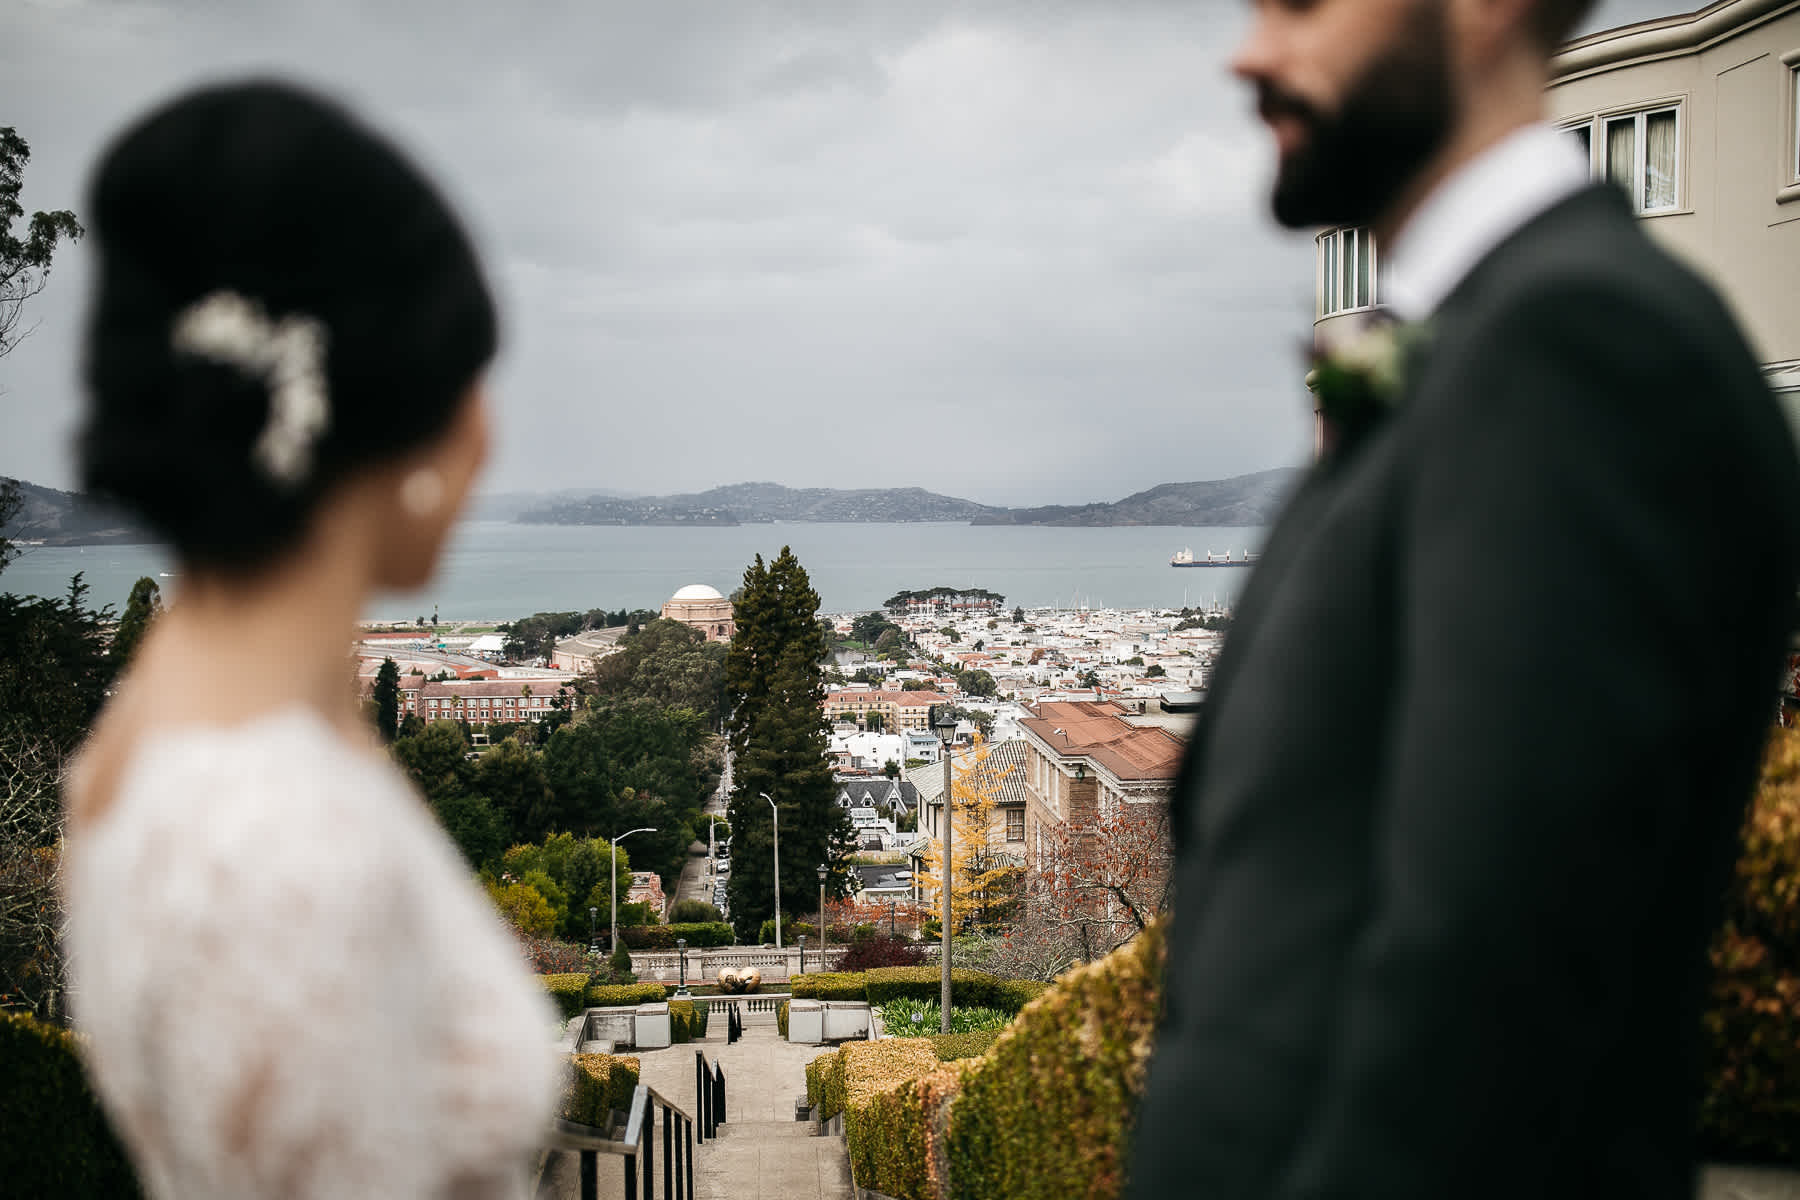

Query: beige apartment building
left=1313, top=0, right=1800, bottom=435
left=823, top=688, right=955, bottom=731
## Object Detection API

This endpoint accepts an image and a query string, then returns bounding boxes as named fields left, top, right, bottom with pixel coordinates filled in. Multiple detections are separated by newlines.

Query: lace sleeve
left=66, top=712, right=559, bottom=1199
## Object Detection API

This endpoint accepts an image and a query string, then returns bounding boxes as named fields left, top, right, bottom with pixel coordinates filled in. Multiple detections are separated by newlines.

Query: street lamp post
left=676, top=937, right=688, bottom=995
left=760, top=792, right=781, bottom=947
left=797, top=934, right=807, bottom=975
left=933, top=705, right=958, bottom=1034
left=610, top=826, right=658, bottom=956
left=817, top=864, right=829, bottom=969
left=589, top=906, right=598, bottom=953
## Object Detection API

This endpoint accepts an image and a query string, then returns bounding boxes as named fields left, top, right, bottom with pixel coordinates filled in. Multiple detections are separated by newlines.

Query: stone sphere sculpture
left=715, top=966, right=762, bottom=994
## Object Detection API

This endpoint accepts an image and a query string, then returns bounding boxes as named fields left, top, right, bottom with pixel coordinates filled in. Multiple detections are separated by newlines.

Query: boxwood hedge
left=541, top=973, right=589, bottom=1020
left=563, top=1053, right=640, bottom=1129
left=0, top=1013, right=142, bottom=1197
left=584, top=982, right=668, bottom=1009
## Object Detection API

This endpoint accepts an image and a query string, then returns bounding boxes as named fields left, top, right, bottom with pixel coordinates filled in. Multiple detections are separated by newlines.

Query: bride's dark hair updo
left=79, top=79, right=497, bottom=570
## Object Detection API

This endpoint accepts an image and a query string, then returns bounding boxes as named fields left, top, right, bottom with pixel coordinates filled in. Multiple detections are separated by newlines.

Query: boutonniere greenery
left=1305, top=317, right=1430, bottom=434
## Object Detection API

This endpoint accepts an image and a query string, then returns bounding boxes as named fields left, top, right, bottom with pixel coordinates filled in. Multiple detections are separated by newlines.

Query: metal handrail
left=546, top=1082, right=698, bottom=1200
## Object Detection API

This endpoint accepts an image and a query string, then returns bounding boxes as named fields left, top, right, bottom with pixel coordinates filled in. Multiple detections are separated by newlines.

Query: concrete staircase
left=696, top=1120, right=851, bottom=1200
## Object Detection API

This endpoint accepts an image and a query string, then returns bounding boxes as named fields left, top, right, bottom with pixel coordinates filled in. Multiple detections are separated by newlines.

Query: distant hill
left=520, top=482, right=999, bottom=526
left=519, top=471, right=1301, bottom=528
left=1, top=478, right=151, bottom=546
left=971, top=469, right=1301, bottom=527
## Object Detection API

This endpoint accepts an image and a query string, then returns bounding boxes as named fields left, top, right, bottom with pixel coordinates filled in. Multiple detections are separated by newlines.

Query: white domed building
left=661, top=584, right=735, bottom=642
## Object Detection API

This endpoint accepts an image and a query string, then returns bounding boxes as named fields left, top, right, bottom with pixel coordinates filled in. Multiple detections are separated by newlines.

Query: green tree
left=430, top=790, right=506, bottom=870
left=393, top=720, right=474, bottom=806
left=1146, top=664, right=1167, bottom=678
left=874, top=628, right=903, bottom=659
left=476, top=735, right=553, bottom=846
left=371, top=657, right=401, bottom=743
left=591, top=618, right=728, bottom=723
left=0, top=478, right=20, bottom=576
left=865, top=711, right=885, bottom=733
left=1013, top=606, right=1025, bottom=623
left=110, top=576, right=161, bottom=672
left=0, top=575, right=115, bottom=756
left=959, top=669, right=998, bottom=698
left=1, top=129, right=83, bottom=364
left=723, top=548, right=852, bottom=942
left=539, top=698, right=716, bottom=879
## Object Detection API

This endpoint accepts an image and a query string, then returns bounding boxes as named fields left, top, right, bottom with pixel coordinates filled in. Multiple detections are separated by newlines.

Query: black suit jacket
left=1126, top=186, right=1800, bottom=1200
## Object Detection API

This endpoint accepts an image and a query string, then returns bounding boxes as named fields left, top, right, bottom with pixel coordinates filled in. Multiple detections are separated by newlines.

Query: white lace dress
left=63, top=708, right=561, bottom=1199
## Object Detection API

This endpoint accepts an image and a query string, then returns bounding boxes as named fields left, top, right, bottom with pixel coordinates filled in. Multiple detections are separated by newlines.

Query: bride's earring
left=399, top=467, right=446, bottom=518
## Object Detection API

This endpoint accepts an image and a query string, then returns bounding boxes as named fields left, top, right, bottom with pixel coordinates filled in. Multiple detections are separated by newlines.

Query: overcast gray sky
left=2, top=0, right=1683, bottom=507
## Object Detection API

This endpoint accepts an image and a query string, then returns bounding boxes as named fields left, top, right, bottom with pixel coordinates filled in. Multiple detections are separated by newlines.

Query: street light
left=818, top=864, right=829, bottom=968
left=760, top=792, right=781, bottom=948
left=676, top=937, right=688, bottom=995
left=933, top=704, right=958, bottom=1034
left=589, top=905, right=598, bottom=953
left=797, top=933, right=807, bottom=975
left=610, top=826, right=658, bottom=956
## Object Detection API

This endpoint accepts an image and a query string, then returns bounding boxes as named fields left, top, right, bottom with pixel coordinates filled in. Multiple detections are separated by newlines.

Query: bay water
left=3, top=521, right=1266, bottom=620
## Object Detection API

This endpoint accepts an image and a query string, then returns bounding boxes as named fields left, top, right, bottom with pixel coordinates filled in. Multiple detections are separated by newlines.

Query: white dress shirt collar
left=1382, top=123, right=1589, bottom=320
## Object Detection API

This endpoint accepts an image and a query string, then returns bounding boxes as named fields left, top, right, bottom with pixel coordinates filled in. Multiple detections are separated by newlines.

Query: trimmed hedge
left=778, top=1000, right=790, bottom=1039
left=669, top=999, right=710, bottom=1043
left=865, top=966, right=1024, bottom=1011
left=585, top=982, right=668, bottom=1009
left=0, top=1013, right=142, bottom=1197
left=792, top=969, right=1047, bottom=1014
left=760, top=918, right=817, bottom=944
left=1699, top=724, right=1800, bottom=1162
left=541, top=973, right=589, bottom=1020
left=790, top=971, right=869, bottom=1001
left=563, top=1053, right=641, bottom=1128
left=945, top=919, right=1166, bottom=1200
left=620, top=923, right=735, bottom=950
left=929, top=1030, right=1003, bottom=1061
left=841, top=1038, right=942, bottom=1195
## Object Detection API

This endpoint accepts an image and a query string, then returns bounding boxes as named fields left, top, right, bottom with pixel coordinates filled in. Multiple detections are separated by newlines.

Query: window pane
left=1570, top=123, right=1592, bottom=172
left=1644, top=110, right=1677, bottom=209
left=1321, top=234, right=1339, bottom=316
left=1606, top=117, right=1636, bottom=196
left=1341, top=229, right=1357, bottom=310
left=1354, top=228, right=1372, bottom=308
left=1793, top=67, right=1799, bottom=180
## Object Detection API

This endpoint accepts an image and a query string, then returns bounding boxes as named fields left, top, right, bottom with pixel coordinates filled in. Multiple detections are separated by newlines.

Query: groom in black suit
left=1127, top=2, right=1800, bottom=1198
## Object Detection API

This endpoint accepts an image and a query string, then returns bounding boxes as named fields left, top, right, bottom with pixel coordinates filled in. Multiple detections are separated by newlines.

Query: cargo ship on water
left=1170, top=548, right=1260, bottom=568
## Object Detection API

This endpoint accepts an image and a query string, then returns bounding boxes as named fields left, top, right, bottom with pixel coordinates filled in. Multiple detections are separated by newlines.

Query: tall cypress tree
left=372, top=656, right=402, bottom=743
left=724, top=548, right=851, bottom=943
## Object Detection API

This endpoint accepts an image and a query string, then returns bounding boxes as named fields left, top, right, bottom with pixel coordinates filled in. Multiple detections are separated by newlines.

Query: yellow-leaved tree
left=916, top=734, right=1022, bottom=932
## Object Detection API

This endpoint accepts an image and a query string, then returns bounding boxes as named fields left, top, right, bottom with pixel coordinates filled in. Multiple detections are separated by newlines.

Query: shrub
left=669, top=999, right=695, bottom=1044
left=669, top=899, right=724, bottom=924
left=517, top=933, right=599, bottom=975
left=541, top=973, right=589, bottom=1020
left=616, top=901, right=659, bottom=926
left=0, top=1013, right=142, bottom=1197
left=836, top=934, right=928, bottom=971
left=944, top=919, right=1166, bottom=1200
left=608, top=941, right=635, bottom=982
left=790, top=971, right=869, bottom=1001
left=1699, top=725, right=1800, bottom=1163
left=864, top=966, right=1011, bottom=1010
left=840, top=1038, right=945, bottom=1200
left=877, top=1001, right=1010, bottom=1038
left=563, top=1053, right=641, bottom=1128
left=929, top=1031, right=1003, bottom=1061
left=585, top=982, right=667, bottom=1009
left=993, top=978, right=1050, bottom=1014
left=778, top=1000, right=790, bottom=1039
left=619, top=922, right=735, bottom=950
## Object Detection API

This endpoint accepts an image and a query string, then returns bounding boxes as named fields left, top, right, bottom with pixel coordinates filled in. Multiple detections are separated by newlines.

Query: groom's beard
left=1262, top=1, right=1457, bottom=231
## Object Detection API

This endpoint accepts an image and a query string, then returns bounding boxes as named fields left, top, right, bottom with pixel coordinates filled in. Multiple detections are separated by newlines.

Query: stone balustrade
left=625, top=945, right=848, bottom=984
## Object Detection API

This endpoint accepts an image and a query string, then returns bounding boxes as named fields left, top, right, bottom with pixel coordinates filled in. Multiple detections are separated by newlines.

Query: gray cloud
left=0, top=0, right=1683, bottom=506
